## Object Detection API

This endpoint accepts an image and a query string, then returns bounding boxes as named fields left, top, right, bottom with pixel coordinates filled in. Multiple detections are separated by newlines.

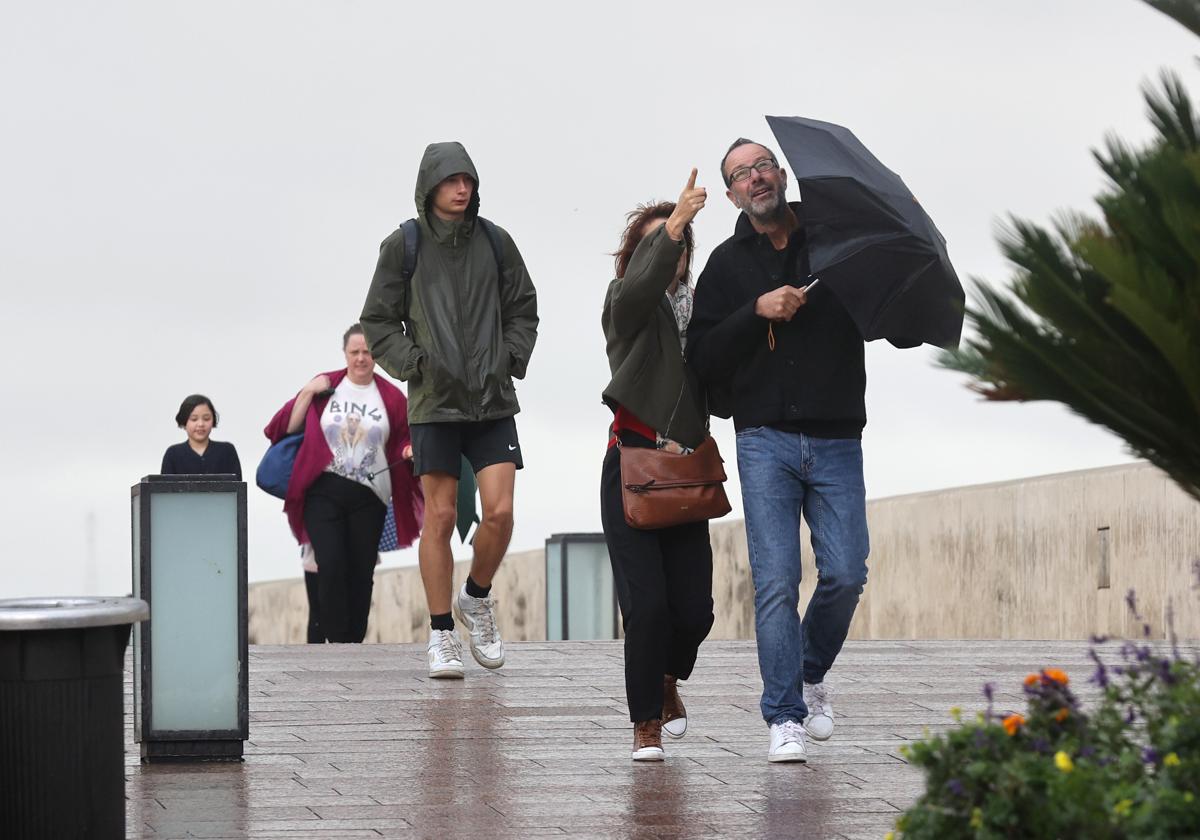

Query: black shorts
left=410, top=416, right=523, bottom=478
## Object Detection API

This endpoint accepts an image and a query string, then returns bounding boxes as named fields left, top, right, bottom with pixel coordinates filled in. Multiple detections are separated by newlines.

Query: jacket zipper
left=448, top=223, right=482, bottom=420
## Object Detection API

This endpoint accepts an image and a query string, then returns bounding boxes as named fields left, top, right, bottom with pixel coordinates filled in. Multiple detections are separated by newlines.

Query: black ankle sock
left=465, top=575, right=491, bottom=599
left=430, top=612, right=454, bottom=631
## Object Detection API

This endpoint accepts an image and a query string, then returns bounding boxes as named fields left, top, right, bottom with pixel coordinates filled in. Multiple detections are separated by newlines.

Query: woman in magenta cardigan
left=265, top=323, right=423, bottom=643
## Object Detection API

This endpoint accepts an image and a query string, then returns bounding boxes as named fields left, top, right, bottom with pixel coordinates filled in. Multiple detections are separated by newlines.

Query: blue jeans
left=736, top=427, right=870, bottom=725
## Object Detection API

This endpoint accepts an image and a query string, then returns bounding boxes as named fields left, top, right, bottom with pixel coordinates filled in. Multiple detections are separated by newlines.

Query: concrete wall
left=249, top=462, right=1200, bottom=643
left=248, top=548, right=545, bottom=645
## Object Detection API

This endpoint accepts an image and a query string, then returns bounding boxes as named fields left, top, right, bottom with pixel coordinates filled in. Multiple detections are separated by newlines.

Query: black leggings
left=600, top=441, right=715, bottom=722
left=303, top=473, right=386, bottom=643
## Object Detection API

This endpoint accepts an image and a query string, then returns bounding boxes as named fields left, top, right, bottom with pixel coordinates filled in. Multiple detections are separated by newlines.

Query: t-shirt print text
left=330, top=400, right=383, bottom=422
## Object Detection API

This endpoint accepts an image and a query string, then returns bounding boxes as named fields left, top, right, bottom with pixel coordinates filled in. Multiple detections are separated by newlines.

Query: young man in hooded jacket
left=361, top=141, right=538, bottom=678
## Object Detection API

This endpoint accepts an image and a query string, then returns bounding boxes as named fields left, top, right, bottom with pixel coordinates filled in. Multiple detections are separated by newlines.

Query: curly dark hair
left=175, top=394, right=218, bottom=428
left=612, top=202, right=695, bottom=281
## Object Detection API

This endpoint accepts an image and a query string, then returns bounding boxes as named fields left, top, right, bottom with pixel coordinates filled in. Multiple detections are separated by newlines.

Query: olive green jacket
left=361, top=142, right=538, bottom=424
left=601, top=225, right=707, bottom=449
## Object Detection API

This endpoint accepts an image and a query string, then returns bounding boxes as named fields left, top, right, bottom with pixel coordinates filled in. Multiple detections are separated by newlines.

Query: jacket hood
left=415, top=141, right=481, bottom=222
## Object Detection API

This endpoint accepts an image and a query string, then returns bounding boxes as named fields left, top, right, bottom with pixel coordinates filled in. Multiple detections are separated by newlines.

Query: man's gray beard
left=740, top=185, right=787, bottom=223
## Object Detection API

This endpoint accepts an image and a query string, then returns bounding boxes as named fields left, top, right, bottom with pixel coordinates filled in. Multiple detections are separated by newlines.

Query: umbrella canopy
left=766, top=115, right=965, bottom=348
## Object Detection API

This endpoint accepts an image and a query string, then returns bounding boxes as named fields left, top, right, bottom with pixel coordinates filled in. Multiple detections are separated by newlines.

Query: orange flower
left=1023, top=673, right=1040, bottom=687
left=1043, top=668, right=1069, bottom=686
left=1003, top=713, right=1025, bottom=736
left=1055, top=708, right=1070, bottom=723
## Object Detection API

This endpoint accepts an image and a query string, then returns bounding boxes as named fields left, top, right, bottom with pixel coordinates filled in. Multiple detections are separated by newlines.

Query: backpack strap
left=398, top=218, right=421, bottom=281
left=477, top=217, right=506, bottom=276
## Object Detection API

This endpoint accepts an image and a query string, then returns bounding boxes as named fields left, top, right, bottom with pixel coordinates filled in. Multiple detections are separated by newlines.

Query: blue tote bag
left=256, top=433, right=303, bottom=499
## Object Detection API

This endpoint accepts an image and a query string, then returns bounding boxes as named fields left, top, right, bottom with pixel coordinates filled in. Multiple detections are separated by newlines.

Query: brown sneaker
left=662, top=676, right=687, bottom=738
left=632, top=719, right=664, bottom=761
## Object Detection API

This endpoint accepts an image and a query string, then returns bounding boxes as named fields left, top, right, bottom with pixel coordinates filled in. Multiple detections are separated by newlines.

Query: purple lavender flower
left=1089, top=657, right=1110, bottom=688
left=982, top=681, right=995, bottom=720
left=1031, top=737, right=1050, bottom=755
left=1125, top=706, right=1137, bottom=724
left=1143, top=747, right=1160, bottom=765
left=946, top=778, right=965, bottom=797
left=1125, top=589, right=1141, bottom=620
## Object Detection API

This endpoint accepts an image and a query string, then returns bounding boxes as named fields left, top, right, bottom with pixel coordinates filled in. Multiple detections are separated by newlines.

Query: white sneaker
left=426, top=629, right=464, bottom=679
left=768, top=720, right=809, bottom=763
left=803, top=681, right=835, bottom=741
left=453, top=584, right=505, bottom=669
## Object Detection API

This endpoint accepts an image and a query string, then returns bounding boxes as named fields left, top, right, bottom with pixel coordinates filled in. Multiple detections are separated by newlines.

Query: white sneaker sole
left=452, top=600, right=505, bottom=669
left=768, top=750, right=809, bottom=764
left=428, top=665, right=464, bottom=679
left=662, top=718, right=687, bottom=738
left=631, top=747, right=664, bottom=762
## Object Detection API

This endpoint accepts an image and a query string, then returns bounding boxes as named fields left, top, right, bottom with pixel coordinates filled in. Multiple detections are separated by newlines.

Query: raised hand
left=666, top=168, right=706, bottom=240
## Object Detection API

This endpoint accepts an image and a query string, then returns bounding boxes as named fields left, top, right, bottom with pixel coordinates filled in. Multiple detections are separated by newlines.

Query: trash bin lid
left=0, top=596, right=149, bottom=630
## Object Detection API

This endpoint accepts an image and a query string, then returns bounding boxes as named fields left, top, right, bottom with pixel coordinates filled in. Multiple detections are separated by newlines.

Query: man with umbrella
left=688, top=132, right=958, bottom=763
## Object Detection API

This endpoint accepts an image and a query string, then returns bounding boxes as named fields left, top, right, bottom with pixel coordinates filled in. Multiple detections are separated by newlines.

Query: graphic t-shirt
left=320, top=377, right=391, bottom=504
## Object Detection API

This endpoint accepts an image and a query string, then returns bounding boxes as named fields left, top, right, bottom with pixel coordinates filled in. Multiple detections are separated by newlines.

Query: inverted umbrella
left=766, top=115, right=965, bottom=348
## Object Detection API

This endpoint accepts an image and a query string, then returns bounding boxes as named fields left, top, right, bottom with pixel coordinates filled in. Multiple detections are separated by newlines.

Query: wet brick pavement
left=125, top=639, right=1110, bottom=839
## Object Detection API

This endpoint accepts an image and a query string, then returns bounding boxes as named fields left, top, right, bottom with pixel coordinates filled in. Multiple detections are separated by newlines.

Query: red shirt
left=608, top=404, right=655, bottom=449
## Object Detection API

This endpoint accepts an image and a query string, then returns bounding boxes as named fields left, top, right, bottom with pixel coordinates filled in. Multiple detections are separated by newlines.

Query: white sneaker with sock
left=453, top=584, right=505, bottom=669
left=768, top=719, right=809, bottom=763
left=427, top=629, right=464, bottom=679
left=803, top=681, right=835, bottom=741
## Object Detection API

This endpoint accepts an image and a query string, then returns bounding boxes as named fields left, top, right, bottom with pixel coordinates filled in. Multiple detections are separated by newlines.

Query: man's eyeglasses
left=728, top=158, right=779, bottom=183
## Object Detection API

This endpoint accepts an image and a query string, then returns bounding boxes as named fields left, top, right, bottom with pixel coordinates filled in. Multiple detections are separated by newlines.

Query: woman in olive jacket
left=600, top=171, right=715, bottom=761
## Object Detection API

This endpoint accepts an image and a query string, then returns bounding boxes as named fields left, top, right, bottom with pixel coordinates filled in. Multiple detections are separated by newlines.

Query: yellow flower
left=1164, top=752, right=1181, bottom=767
left=884, top=833, right=895, bottom=840
left=1002, top=713, right=1025, bottom=736
left=949, top=706, right=962, bottom=723
left=1113, top=799, right=1133, bottom=817
left=969, top=808, right=983, bottom=829
left=1054, top=751, right=1074, bottom=773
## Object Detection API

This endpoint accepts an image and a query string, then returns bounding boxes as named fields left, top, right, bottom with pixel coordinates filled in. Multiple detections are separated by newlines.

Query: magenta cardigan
left=264, top=368, right=424, bottom=547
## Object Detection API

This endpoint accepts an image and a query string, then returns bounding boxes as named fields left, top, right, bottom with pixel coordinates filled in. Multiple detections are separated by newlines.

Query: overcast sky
left=2, top=1, right=1195, bottom=598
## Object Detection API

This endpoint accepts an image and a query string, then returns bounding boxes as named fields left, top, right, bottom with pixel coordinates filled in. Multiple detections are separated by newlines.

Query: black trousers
left=304, top=571, right=323, bottom=644
left=600, top=441, right=715, bottom=723
left=303, top=473, right=387, bottom=643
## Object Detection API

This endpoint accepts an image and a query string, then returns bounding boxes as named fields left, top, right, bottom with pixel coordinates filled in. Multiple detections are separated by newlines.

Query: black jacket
left=687, top=203, right=866, bottom=438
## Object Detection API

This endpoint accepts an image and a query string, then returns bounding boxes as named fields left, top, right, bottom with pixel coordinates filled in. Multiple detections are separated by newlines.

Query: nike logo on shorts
left=508, top=444, right=517, bottom=451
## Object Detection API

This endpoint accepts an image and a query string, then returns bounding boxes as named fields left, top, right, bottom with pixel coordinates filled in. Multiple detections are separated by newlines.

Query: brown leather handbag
left=619, top=435, right=731, bottom=530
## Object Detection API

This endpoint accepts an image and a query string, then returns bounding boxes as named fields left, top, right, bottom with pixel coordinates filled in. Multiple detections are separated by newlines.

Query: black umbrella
left=766, top=115, right=965, bottom=348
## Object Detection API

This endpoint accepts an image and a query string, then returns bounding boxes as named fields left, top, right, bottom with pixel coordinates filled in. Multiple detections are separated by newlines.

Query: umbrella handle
left=803, top=277, right=820, bottom=292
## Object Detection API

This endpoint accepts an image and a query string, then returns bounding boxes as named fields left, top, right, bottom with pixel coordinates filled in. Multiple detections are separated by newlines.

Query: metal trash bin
left=0, top=596, right=149, bottom=839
